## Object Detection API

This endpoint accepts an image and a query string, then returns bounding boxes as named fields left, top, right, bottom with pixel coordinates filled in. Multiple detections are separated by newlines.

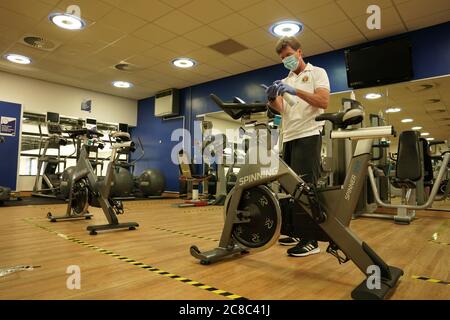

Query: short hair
left=275, top=36, right=302, bottom=54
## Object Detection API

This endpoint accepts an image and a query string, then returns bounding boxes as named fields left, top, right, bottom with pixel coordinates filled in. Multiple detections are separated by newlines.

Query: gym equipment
left=32, top=112, right=70, bottom=198
left=367, top=131, right=450, bottom=224
left=137, top=169, right=166, bottom=197
left=0, top=136, right=12, bottom=205
left=48, top=129, right=139, bottom=235
left=191, top=94, right=403, bottom=300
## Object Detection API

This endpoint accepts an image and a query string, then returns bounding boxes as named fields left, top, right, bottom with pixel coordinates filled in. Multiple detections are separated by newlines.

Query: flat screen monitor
left=46, top=112, right=60, bottom=124
left=119, top=123, right=129, bottom=132
left=345, top=37, right=413, bottom=89
left=86, top=118, right=97, bottom=131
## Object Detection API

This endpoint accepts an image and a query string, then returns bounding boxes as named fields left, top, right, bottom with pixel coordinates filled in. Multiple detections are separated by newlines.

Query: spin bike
left=47, top=129, right=139, bottom=235
left=190, top=94, right=403, bottom=300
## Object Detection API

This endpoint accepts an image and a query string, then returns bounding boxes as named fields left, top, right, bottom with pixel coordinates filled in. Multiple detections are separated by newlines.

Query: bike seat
left=112, top=131, right=131, bottom=142
left=315, top=107, right=364, bottom=129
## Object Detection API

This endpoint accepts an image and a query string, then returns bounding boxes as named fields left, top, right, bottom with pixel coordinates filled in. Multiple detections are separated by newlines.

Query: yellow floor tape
left=24, top=218, right=247, bottom=300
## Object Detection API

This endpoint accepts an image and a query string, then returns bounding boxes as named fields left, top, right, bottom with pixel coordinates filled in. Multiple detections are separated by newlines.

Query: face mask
left=282, top=53, right=299, bottom=71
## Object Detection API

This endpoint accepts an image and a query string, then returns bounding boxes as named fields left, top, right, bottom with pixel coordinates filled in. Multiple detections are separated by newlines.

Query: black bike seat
left=315, top=112, right=344, bottom=125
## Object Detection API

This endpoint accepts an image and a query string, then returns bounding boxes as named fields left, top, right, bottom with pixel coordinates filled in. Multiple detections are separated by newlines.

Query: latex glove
left=276, top=82, right=297, bottom=96
left=263, top=83, right=279, bottom=101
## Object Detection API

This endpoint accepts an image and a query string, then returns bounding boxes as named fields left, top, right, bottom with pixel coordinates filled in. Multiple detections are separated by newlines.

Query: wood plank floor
left=0, top=198, right=449, bottom=300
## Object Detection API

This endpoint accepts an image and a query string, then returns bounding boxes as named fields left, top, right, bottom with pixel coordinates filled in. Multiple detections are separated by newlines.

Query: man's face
left=279, top=46, right=300, bottom=61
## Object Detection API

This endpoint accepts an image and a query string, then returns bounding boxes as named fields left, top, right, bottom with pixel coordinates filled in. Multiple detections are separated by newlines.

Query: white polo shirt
left=281, top=63, right=330, bottom=142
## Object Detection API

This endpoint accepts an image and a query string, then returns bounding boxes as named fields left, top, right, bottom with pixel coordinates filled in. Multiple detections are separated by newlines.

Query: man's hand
left=262, top=83, right=279, bottom=101
left=276, top=82, right=297, bottom=96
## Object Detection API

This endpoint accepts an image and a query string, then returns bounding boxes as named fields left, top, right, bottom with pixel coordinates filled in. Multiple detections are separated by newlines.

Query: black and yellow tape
left=153, top=226, right=219, bottom=242
left=412, top=275, right=450, bottom=286
left=23, top=218, right=247, bottom=300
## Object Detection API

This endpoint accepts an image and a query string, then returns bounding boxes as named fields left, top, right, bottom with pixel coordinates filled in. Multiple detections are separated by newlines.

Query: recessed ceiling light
left=112, top=81, right=133, bottom=88
left=365, top=93, right=382, bottom=100
left=421, top=132, right=430, bottom=136
left=172, top=58, right=196, bottom=68
left=401, top=118, right=413, bottom=123
left=3, top=53, right=32, bottom=64
left=270, top=21, right=304, bottom=37
left=49, top=12, right=86, bottom=30
left=426, top=137, right=434, bottom=141
left=412, top=126, right=422, bottom=130
left=385, top=107, right=401, bottom=113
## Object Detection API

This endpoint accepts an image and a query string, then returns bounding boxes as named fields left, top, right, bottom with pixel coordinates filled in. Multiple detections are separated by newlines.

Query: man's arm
left=294, top=87, right=329, bottom=109
left=268, top=96, right=285, bottom=114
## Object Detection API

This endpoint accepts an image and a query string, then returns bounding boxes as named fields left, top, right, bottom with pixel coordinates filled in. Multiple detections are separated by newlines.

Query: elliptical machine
left=190, top=94, right=403, bottom=300
left=48, top=129, right=139, bottom=235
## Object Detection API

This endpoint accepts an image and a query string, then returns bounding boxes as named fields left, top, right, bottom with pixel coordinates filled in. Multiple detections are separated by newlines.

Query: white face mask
left=282, top=53, right=299, bottom=71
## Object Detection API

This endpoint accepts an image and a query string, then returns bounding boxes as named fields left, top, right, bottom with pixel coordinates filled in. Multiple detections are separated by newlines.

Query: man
left=265, top=36, right=330, bottom=257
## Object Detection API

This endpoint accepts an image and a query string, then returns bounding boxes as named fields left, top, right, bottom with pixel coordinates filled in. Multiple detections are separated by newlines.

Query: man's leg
left=286, top=135, right=322, bottom=256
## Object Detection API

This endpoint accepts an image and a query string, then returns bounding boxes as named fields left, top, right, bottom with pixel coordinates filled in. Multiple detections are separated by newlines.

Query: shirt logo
left=302, top=75, right=309, bottom=83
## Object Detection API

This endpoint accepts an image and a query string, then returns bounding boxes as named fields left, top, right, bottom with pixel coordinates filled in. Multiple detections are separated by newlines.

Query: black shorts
left=282, top=134, right=322, bottom=185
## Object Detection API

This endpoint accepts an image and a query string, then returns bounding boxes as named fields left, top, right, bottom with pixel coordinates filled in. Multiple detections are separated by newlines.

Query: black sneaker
left=287, top=240, right=320, bottom=257
left=278, top=237, right=300, bottom=246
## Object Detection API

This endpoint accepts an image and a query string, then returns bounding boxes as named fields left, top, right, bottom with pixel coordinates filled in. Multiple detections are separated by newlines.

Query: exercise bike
left=47, top=129, right=139, bottom=235
left=190, top=94, right=403, bottom=300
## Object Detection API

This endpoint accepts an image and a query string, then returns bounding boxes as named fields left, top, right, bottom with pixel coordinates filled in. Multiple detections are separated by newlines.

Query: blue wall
left=133, top=22, right=450, bottom=192
left=0, top=101, right=22, bottom=190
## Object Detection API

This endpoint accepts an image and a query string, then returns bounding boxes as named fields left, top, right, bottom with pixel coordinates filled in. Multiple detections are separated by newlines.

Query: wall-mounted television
left=345, top=38, right=413, bottom=89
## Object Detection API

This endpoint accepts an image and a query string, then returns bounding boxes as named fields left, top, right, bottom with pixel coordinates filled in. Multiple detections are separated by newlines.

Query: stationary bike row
left=191, top=94, right=403, bottom=300
left=47, top=129, right=138, bottom=235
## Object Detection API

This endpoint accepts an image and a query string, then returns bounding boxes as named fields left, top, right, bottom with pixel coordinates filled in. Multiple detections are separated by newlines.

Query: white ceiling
left=0, top=0, right=448, bottom=100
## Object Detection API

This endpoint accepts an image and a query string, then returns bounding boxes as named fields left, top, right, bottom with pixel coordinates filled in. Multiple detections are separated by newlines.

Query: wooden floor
left=0, top=198, right=449, bottom=300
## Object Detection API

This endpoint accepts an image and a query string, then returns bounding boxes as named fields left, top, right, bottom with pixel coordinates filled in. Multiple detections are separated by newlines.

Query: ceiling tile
left=191, top=63, right=220, bottom=76
left=239, top=0, right=294, bottom=27
left=208, top=57, right=252, bottom=74
left=125, top=53, right=163, bottom=69
left=160, top=36, right=201, bottom=55
left=219, top=0, right=262, bottom=11
left=183, top=26, right=228, bottom=46
left=56, top=0, right=114, bottom=21
left=253, top=42, right=280, bottom=62
left=140, top=46, right=179, bottom=62
left=99, top=8, right=148, bottom=33
left=77, top=23, right=126, bottom=45
left=154, top=10, right=203, bottom=35
left=159, top=0, right=193, bottom=8
left=114, top=0, right=172, bottom=22
left=187, top=47, right=226, bottom=63
left=228, top=49, right=271, bottom=68
left=396, top=0, right=450, bottom=21
left=278, top=0, right=333, bottom=15
left=133, top=23, right=177, bottom=45
left=296, top=2, right=348, bottom=29
left=352, top=7, right=406, bottom=39
left=209, top=13, right=258, bottom=37
left=315, top=20, right=364, bottom=42
left=297, top=26, right=331, bottom=47
left=0, top=7, right=39, bottom=31
left=301, top=42, right=334, bottom=57
left=327, top=33, right=367, bottom=50
left=0, top=0, right=53, bottom=21
left=180, top=0, right=233, bottom=24
left=39, top=0, right=61, bottom=5
left=95, top=35, right=153, bottom=61
left=404, top=10, right=450, bottom=31
left=336, top=0, right=392, bottom=18
left=233, top=27, right=274, bottom=48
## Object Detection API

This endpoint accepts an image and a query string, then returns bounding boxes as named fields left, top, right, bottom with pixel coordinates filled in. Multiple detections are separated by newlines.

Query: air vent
left=20, top=35, right=61, bottom=51
left=209, top=39, right=248, bottom=55
left=114, top=62, right=143, bottom=72
left=406, top=82, right=436, bottom=93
